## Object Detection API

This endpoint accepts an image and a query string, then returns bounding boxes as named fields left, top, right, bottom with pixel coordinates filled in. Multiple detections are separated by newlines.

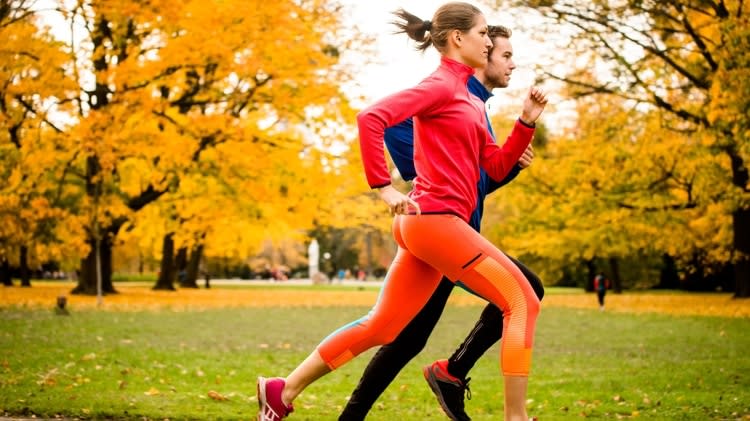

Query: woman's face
left=459, top=14, right=492, bottom=68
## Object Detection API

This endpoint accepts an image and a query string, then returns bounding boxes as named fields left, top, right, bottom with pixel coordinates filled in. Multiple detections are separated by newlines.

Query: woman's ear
left=451, top=29, right=462, bottom=47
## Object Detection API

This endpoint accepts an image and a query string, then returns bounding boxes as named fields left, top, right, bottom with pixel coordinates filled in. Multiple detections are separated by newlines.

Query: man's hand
left=378, top=185, right=421, bottom=216
left=520, top=87, right=549, bottom=125
left=518, top=144, right=534, bottom=169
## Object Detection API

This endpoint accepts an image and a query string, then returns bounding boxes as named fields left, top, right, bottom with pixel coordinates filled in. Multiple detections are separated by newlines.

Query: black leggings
left=338, top=255, right=544, bottom=421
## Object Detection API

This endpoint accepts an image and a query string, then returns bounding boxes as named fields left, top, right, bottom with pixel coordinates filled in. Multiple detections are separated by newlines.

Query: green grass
left=1, top=302, right=748, bottom=420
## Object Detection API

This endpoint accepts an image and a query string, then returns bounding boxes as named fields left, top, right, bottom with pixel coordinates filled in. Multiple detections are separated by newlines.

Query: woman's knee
left=361, top=317, right=404, bottom=346
left=527, top=293, right=541, bottom=317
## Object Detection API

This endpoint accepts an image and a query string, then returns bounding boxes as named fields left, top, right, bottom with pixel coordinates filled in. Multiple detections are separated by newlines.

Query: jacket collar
left=440, top=56, right=475, bottom=84
left=467, top=76, right=492, bottom=103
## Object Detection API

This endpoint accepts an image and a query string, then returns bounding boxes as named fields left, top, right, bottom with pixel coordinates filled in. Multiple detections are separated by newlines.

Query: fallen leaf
left=208, top=390, right=228, bottom=401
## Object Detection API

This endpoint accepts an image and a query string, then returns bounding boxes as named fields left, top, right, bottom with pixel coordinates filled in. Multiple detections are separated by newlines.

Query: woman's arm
left=480, top=87, right=548, bottom=181
left=357, top=76, right=450, bottom=189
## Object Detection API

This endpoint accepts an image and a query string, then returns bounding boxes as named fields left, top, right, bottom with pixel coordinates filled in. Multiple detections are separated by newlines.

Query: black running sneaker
left=423, top=359, right=471, bottom=421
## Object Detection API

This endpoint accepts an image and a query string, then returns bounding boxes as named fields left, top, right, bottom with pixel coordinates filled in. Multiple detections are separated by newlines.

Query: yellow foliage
left=1, top=282, right=748, bottom=318
left=1, top=0, right=365, bottom=272
left=484, top=96, right=734, bottom=274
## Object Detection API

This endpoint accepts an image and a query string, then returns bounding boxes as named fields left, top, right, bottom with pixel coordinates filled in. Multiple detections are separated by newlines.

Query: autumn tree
left=492, top=0, right=749, bottom=296
left=0, top=0, right=85, bottom=286
left=484, top=96, right=731, bottom=291
left=13, top=0, right=358, bottom=294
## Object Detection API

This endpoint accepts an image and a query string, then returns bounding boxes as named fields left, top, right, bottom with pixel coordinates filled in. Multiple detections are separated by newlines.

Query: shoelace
left=462, top=377, right=472, bottom=401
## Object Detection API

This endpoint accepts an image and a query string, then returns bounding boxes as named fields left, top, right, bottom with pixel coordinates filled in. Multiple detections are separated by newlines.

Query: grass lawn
left=0, top=283, right=748, bottom=420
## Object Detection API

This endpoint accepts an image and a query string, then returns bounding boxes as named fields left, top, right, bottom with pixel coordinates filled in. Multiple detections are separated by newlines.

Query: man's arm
left=486, top=143, right=534, bottom=194
left=384, top=118, right=417, bottom=181
left=486, top=164, right=522, bottom=193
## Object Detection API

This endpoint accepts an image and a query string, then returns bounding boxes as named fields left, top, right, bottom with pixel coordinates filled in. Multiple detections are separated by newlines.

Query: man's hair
left=488, top=25, right=512, bottom=39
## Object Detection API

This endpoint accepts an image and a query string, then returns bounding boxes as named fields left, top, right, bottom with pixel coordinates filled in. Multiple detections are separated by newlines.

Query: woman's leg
left=446, top=255, right=544, bottom=380
left=399, top=215, right=540, bottom=421
left=281, top=244, right=443, bottom=404
left=339, top=277, right=455, bottom=421
left=451, top=253, right=539, bottom=421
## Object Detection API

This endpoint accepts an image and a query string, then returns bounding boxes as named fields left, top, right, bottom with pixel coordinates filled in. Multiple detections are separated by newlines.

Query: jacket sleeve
left=357, top=76, right=449, bottom=189
left=480, top=119, right=535, bottom=182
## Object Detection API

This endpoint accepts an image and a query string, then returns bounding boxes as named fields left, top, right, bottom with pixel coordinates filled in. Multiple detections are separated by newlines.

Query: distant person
left=594, top=272, right=610, bottom=311
left=201, top=267, right=211, bottom=289
left=178, top=269, right=187, bottom=285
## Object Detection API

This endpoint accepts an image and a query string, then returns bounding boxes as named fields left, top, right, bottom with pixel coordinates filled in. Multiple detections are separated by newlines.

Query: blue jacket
left=384, top=76, right=522, bottom=232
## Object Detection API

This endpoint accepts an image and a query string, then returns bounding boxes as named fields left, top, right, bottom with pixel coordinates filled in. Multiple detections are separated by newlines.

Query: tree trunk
left=138, top=251, right=144, bottom=275
left=734, top=206, right=750, bottom=298
left=183, top=244, right=202, bottom=288
left=19, top=245, right=31, bottom=287
left=729, top=148, right=750, bottom=298
left=1, top=257, right=12, bottom=286
left=175, top=246, right=190, bottom=287
left=608, top=257, right=623, bottom=293
left=584, top=259, right=596, bottom=292
left=153, top=233, right=176, bottom=290
left=365, top=230, right=373, bottom=277
left=658, top=253, right=680, bottom=289
left=71, top=235, right=117, bottom=295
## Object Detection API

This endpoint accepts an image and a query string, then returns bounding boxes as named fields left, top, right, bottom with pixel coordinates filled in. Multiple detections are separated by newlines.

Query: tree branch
left=14, top=95, right=65, bottom=133
left=552, top=4, right=712, bottom=89
left=674, top=3, right=718, bottom=71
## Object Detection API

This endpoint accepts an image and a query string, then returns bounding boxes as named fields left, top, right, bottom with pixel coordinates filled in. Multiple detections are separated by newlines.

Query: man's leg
left=425, top=255, right=545, bottom=420
left=339, top=277, right=454, bottom=421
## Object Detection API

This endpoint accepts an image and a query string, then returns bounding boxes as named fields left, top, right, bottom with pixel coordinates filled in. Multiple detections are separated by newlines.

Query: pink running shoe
left=257, top=376, right=294, bottom=420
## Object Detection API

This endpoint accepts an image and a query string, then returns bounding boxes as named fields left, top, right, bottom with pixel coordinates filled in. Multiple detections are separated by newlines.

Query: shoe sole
left=423, top=365, right=462, bottom=421
left=257, top=376, right=267, bottom=421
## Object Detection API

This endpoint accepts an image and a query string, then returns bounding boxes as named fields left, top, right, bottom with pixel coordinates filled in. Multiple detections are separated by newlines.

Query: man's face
left=484, top=36, right=515, bottom=89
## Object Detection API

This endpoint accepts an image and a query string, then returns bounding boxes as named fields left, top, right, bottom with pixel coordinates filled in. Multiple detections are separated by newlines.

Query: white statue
left=308, top=239, right=319, bottom=279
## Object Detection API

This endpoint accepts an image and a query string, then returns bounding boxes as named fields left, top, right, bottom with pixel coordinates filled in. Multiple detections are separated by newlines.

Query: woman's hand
left=377, top=185, right=421, bottom=215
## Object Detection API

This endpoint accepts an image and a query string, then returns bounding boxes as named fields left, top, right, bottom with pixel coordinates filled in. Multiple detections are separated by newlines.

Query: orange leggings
left=317, top=214, right=540, bottom=376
